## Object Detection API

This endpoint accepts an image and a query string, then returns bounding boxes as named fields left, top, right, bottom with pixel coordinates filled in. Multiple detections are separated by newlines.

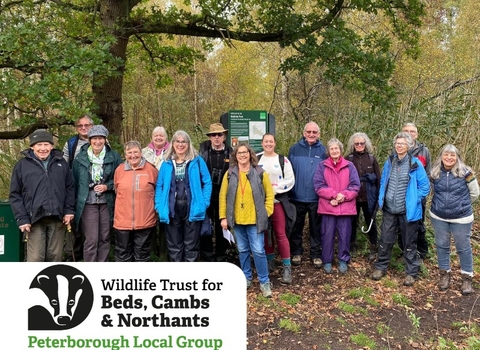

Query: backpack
left=67, top=135, right=80, bottom=168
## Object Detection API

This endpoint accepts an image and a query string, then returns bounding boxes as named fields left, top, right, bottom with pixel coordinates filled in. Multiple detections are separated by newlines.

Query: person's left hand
left=63, top=214, right=74, bottom=226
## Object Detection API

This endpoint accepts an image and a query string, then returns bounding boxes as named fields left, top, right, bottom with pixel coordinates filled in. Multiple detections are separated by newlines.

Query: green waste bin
left=0, top=200, right=24, bottom=262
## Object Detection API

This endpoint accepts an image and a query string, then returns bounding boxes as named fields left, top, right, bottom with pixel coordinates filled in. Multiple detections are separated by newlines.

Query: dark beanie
left=29, top=130, right=54, bottom=146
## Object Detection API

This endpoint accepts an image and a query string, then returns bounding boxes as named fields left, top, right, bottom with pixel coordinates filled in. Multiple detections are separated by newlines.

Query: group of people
left=8, top=117, right=478, bottom=297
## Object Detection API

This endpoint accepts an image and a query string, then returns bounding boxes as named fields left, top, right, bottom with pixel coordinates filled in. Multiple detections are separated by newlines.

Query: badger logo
left=28, top=265, right=94, bottom=330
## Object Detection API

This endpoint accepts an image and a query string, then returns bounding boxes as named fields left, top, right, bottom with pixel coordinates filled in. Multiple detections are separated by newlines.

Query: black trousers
left=166, top=215, right=201, bottom=262
left=200, top=198, right=229, bottom=261
left=289, top=201, right=322, bottom=259
left=398, top=200, right=428, bottom=259
left=351, top=201, right=378, bottom=246
left=115, top=227, right=154, bottom=262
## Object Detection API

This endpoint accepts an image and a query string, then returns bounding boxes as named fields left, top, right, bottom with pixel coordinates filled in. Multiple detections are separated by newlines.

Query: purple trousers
left=321, top=215, right=353, bottom=264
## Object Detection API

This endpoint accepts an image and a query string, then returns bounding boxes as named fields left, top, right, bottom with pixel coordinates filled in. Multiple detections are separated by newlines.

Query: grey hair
left=402, top=122, right=417, bottom=132
left=124, top=140, right=142, bottom=151
left=152, top=126, right=168, bottom=139
left=303, top=121, right=320, bottom=133
left=165, top=130, right=197, bottom=161
left=346, top=132, right=374, bottom=154
left=78, top=114, right=94, bottom=125
left=393, top=132, right=414, bottom=149
left=326, top=138, right=344, bottom=156
left=430, top=144, right=472, bottom=179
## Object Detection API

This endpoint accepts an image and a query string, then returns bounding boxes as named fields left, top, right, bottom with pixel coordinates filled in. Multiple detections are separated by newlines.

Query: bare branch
left=428, top=74, right=480, bottom=100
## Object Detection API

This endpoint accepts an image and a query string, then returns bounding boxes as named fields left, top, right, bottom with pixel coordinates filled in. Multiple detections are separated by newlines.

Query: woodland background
left=0, top=0, right=479, bottom=196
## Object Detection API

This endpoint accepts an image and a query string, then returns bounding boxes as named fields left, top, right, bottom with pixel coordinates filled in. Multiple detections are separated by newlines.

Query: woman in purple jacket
left=314, top=138, right=360, bottom=274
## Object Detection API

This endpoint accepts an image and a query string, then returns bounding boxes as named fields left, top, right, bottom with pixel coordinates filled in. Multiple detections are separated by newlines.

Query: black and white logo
left=28, top=265, right=94, bottom=330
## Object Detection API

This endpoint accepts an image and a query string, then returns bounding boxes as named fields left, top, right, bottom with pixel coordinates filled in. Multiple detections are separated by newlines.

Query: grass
left=376, top=322, right=391, bottom=336
left=350, top=333, right=376, bottom=349
left=348, top=286, right=380, bottom=307
left=338, top=301, right=368, bottom=315
left=278, top=318, right=301, bottom=333
left=279, top=292, right=301, bottom=306
left=391, top=293, right=411, bottom=307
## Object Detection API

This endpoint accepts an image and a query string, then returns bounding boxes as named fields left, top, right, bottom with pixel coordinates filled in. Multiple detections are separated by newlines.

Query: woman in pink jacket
left=314, top=138, right=360, bottom=274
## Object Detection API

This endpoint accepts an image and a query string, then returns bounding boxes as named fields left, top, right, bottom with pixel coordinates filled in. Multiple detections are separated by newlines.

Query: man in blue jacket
left=288, top=122, right=327, bottom=268
left=372, top=132, right=430, bottom=286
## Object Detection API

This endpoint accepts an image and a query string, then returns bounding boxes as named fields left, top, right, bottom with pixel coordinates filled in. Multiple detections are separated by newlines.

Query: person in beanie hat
left=9, top=129, right=75, bottom=262
left=198, top=122, right=233, bottom=261
left=72, top=125, right=121, bottom=262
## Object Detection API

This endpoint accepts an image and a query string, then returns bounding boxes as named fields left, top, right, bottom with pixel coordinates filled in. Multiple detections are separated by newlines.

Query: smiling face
left=236, top=146, right=251, bottom=168
left=329, top=143, right=342, bottom=161
left=152, top=131, right=167, bottom=150
left=126, top=146, right=142, bottom=168
left=89, top=136, right=106, bottom=155
left=353, top=137, right=366, bottom=153
left=402, top=125, right=418, bottom=141
left=31, top=142, right=53, bottom=160
left=394, top=138, right=409, bottom=158
left=209, top=132, right=225, bottom=149
left=442, top=151, right=457, bottom=170
left=261, top=134, right=276, bottom=154
left=76, top=117, right=93, bottom=140
left=173, top=137, right=189, bottom=158
left=303, top=123, right=320, bottom=145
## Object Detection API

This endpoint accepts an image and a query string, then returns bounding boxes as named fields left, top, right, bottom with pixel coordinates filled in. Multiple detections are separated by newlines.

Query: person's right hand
left=19, top=224, right=31, bottom=233
left=221, top=218, right=228, bottom=230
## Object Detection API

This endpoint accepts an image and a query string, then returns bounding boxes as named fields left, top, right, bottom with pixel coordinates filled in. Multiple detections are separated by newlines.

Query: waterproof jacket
left=155, top=156, right=212, bottom=224
left=378, top=154, right=430, bottom=222
left=114, top=158, right=158, bottom=230
left=410, top=141, right=431, bottom=174
left=288, top=137, right=327, bottom=203
left=72, top=143, right=122, bottom=229
left=9, top=149, right=75, bottom=226
left=430, top=167, right=476, bottom=220
left=199, top=140, right=233, bottom=197
left=346, top=152, right=381, bottom=211
left=314, top=157, right=360, bottom=216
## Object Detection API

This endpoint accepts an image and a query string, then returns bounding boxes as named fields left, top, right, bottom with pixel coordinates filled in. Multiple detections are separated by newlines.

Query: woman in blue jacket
left=430, top=144, right=479, bottom=295
left=155, top=130, right=212, bottom=262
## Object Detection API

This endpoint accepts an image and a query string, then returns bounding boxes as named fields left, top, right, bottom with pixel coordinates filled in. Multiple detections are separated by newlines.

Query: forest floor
left=246, top=218, right=480, bottom=350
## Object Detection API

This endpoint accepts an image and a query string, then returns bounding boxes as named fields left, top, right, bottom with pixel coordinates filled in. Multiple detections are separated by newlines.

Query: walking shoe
left=372, top=269, right=386, bottom=281
left=281, top=265, right=292, bottom=284
left=338, top=260, right=348, bottom=274
left=260, top=282, right=273, bottom=298
left=268, top=259, right=276, bottom=273
left=291, top=255, right=302, bottom=266
left=438, top=270, right=450, bottom=291
left=246, top=279, right=252, bottom=289
left=461, top=274, right=473, bottom=295
left=368, top=244, right=377, bottom=263
left=404, top=275, right=416, bottom=287
left=323, top=263, right=333, bottom=274
left=312, top=258, right=322, bottom=269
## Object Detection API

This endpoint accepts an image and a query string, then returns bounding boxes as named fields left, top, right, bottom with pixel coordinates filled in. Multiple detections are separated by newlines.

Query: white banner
left=0, top=262, right=246, bottom=350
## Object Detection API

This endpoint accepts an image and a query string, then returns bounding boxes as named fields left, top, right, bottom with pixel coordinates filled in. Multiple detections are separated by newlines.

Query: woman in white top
left=258, top=133, right=296, bottom=284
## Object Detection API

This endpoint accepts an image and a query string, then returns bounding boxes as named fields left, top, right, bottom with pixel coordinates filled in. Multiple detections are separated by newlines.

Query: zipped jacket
left=114, top=158, right=158, bottom=230
left=9, top=149, right=75, bottom=226
left=288, top=137, right=327, bottom=202
left=155, top=156, right=212, bottom=224
left=314, top=157, right=360, bottom=216
left=378, top=154, right=430, bottom=222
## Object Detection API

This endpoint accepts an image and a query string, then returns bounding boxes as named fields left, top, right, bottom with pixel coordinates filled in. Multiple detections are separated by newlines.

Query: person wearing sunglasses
left=345, top=132, right=381, bottom=262
left=155, top=130, right=212, bottom=262
left=198, top=123, right=233, bottom=262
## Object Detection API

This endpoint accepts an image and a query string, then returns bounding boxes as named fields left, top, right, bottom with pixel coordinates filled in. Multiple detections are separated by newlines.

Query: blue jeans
left=234, top=224, right=269, bottom=284
left=431, top=216, right=473, bottom=274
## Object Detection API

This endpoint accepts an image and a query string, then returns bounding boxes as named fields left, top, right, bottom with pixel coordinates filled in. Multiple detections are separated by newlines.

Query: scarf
left=87, top=146, right=106, bottom=183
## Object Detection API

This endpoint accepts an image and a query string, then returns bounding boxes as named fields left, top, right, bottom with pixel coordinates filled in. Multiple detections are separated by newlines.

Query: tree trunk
left=92, top=0, right=130, bottom=140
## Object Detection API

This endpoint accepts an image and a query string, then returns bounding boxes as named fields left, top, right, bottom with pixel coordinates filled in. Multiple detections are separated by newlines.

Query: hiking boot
left=338, top=260, right=348, bottom=274
left=404, top=275, right=416, bottom=287
left=368, top=244, right=377, bottom=263
left=438, top=270, right=450, bottom=291
left=312, top=258, right=322, bottom=269
left=260, top=282, right=273, bottom=298
left=281, top=265, right=292, bottom=284
left=268, top=259, right=276, bottom=273
left=372, top=269, right=386, bottom=281
left=323, top=263, right=333, bottom=274
left=291, top=255, right=302, bottom=266
left=461, top=274, right=473, bottom=295
left=246, top=279, right=252, bottom=289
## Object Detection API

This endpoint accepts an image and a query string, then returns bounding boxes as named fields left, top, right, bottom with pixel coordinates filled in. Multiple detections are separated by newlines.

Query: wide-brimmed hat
left=205, top=123, right=228, bottom=135
left=88, top=125, right=109, bottom=139
left=29, top=129, right=54, bottom=146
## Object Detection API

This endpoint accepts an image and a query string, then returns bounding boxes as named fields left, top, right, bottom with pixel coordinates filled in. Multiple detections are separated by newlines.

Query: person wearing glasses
left=219, top=143, right=274, bottom=297
left=288, top=122, right=327, bottom=268
left=198, top=123, right=233, bottom=262
left=372, top=132, right=430, bottom=286
left=72, top=125, right=122, bottom=262
left=155, top=130, right=212, bottom=262
left=345, top=132, right=381, bottom=262
left=62, top=114, right=94, bottom=262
